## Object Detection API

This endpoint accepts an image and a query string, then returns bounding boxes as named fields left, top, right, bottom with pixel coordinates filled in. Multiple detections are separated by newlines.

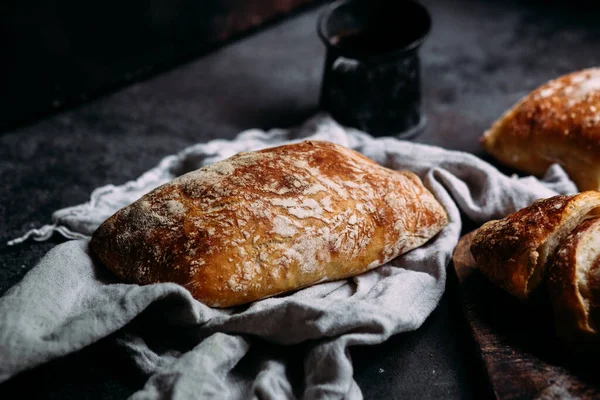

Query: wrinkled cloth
left=1, top=115, right=577, bottom=399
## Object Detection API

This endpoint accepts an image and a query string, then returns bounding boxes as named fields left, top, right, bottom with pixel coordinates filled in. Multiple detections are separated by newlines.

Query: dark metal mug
left=318, top=0, right=431, bottom=138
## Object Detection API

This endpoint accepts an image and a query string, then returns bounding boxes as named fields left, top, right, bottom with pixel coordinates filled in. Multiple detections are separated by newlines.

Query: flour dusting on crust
left=90, top=140, right=448, bottom=307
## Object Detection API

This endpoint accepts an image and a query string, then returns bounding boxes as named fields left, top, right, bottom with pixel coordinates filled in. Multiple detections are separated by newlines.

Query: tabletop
left=2, top=0, right=600, bottom=398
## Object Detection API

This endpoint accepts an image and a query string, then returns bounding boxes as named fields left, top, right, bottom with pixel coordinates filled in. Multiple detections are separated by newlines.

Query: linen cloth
left=1, top=115, right=577, bottom=399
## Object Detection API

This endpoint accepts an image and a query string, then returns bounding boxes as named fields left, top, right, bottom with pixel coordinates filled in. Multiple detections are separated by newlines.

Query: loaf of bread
left=481, top=68, right=600, bottom=191
left=470, top=191, right=600, bottom=301
left=91, top=140, right=448, bottom=308
left=548, top=217, right=600, bottom=344
left=470, top=191, right=600, bottom=344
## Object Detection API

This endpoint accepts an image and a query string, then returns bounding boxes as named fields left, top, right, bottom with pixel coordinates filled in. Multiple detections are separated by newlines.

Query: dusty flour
left=531, top=68, right=600, bottom=129
left=101, top=141, right=446, bottom=302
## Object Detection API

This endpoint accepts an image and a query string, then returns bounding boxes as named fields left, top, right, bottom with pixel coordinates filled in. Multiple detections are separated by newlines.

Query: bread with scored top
left=470, top=191, right=600, bottom=345
left=481, top=68, right=600, bottom=191
left=470, top=191, right=600, bottom=301
left=90, top=140, right=448, bottom=308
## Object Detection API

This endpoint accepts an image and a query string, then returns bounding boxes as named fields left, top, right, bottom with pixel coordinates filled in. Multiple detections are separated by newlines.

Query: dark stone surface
left=2, top=0, right=600, bottom=398
left=0, top=0, right=318, bottom=132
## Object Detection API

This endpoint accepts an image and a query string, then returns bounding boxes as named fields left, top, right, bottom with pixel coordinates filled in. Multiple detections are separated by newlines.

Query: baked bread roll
left=91, top=140, right=448, bottom=308
left=481, top=68, right=600, bottom=191
left=548, top=217, right=600, bottom=344
left=470, top=191, right=600, bottom=301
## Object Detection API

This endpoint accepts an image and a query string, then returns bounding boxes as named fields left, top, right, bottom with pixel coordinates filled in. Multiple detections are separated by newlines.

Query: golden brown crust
left=90, top=140, right=448, bottom=308
left=481, top=68, right=600, bottom=191
left=470, top=191, right=600, bottom=301
left=548, top=217, right=600, bottom=344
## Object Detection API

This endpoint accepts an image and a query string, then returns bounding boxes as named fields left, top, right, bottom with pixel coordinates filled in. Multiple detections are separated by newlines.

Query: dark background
left=0, top=0, right=318, bottom=132
left=2, top=0, right=600, bottom=134
left=2, top=0, right=600, bottom=398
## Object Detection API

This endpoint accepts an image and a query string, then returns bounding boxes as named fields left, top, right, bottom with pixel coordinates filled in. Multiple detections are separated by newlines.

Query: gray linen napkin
left=1, top=115, right=577, bottom=399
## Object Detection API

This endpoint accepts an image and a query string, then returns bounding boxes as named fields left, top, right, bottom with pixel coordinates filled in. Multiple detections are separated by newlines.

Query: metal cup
left=318, top=0, right=431, bottom=138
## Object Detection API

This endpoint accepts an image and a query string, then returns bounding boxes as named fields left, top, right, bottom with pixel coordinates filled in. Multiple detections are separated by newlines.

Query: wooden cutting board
left=452, top=231, right=599, bottom=400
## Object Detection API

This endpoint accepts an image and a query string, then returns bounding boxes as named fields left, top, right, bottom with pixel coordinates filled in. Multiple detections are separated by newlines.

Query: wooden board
left=452, top=231, right=600, bottom=400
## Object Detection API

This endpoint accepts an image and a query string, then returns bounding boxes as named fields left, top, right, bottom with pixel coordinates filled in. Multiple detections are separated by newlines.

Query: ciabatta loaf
left=549, top=217, right=600, bottom=344
left=470, top=191, right=600, bottom=301
left=91, top=140, right=448, bottom=308
left=481, top=68, right=600, bottom=191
